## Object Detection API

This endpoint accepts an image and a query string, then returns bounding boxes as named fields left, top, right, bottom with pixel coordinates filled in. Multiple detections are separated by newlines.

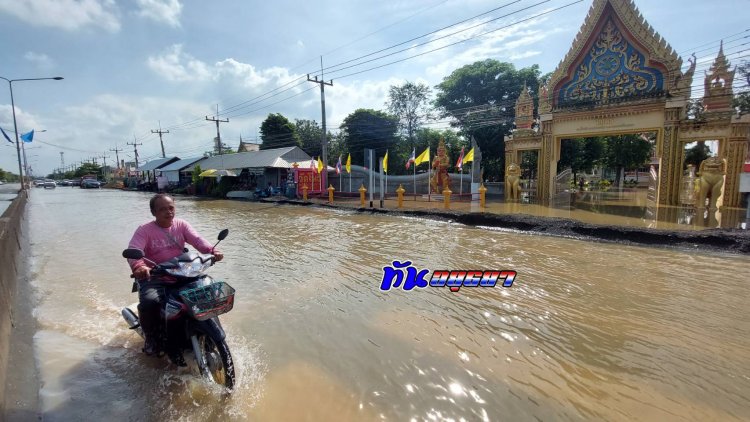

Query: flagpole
left=460, top=166, right=463, bottom=197
left=428, top=157, right=431, bottom=201
left=413, top=165, right=416, bottom=200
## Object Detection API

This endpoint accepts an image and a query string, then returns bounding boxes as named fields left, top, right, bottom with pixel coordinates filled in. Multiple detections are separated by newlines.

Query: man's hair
left=150, top=193, right=173, bottom=213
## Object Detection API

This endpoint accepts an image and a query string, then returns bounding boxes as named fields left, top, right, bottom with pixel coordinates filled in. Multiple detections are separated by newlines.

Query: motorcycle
left=121, top=228, right=236, bottom=390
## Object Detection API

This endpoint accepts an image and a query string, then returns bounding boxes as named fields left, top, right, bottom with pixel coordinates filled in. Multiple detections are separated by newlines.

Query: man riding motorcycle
left=127, top=194, right=224, bottom=364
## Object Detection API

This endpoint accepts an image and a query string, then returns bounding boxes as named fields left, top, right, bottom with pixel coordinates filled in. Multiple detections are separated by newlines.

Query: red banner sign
left=296, top=168, right=322, bottom=194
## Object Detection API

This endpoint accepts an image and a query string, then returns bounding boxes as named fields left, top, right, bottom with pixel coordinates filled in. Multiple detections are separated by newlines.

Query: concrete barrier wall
left=0, top=192, right=27, bottom=415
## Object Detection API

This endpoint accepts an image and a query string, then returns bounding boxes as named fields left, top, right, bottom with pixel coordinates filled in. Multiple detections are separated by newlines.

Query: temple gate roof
left=544, top=0, right=690, bottom=111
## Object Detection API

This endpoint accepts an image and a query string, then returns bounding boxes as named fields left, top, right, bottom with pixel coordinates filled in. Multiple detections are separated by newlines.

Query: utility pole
left=110, top=145, right=123, bottom=169
left=307, top=57, right=333, bottom=189
left=101, top=152, right=109, bottom=180
left=206, top=105, right=228, bottom=155
left=128, top=137, right=142, bottom=169
left=151, top=121, right=169, bottom=158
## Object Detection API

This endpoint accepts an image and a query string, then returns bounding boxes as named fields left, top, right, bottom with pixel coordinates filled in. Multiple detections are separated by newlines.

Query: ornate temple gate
left=504, top=0, right=750, bottom=210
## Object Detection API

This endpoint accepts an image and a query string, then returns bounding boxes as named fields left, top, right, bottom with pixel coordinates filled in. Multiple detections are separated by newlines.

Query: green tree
left=339, top=109, right=399, bottom=167
left=520, top=151, right=538, bottom=180
left=559, top=137, right=605, bottom=183
left=686, top=98, right=706, bottom=120
left=2, top=170, right=19, bottom=182
left=684, top=141, right=711, bottom=169
left=434, top=59, right=541, bottom=178
left=192, top=164, right=202, bottom=184
left=327, top=131, right=348, bottom=166
left=389, top=128, right=466, bottom=176
left=260, top=113, right=301, bottom=150
left=733, top=61, right=749, bottom=115
left=295, top=119, right=323, bottom=157
left=386, top=81, right=433, bottom=143
left=603, top=134, right=652, bottom=186
left=74, top=162, right=102, bottom=178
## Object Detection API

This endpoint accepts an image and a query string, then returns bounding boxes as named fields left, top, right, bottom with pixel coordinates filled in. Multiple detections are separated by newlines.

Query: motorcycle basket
left=179, top=281, right=235, bottom=321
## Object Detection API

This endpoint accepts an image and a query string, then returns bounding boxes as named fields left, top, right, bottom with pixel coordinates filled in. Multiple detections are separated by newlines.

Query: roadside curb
left=269, top=198, right=750, bottom=254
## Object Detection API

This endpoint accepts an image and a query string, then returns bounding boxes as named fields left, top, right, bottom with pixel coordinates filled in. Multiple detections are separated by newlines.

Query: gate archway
left=504, top=0, right=749, bottom=212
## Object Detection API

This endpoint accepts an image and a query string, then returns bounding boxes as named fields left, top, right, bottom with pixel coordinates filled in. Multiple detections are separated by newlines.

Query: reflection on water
left=19, top=188, right=750, bottom=421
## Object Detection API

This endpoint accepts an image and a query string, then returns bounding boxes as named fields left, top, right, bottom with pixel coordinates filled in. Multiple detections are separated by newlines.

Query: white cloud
left=421, top=13, right=562, bottom=80
left=147, top=44, right=212, bottom=82
left=0, top=0, right=120, bottom=32
left=147, top=45, right=305, bottom=95
left=24, top=51, right=55, bottom=69
left=136, top=0, right=182, bottom=28
left=508, top=51, right=541, bottom=61
left=0, top=104, right=42, bottom=137
left=325, top=77, right=404, bottom=126
left=52, top=94, right=216, bottom=160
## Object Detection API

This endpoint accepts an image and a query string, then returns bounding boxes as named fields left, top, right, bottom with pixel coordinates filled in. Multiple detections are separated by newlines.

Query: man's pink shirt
left=128, top=218, right=213, bottom=271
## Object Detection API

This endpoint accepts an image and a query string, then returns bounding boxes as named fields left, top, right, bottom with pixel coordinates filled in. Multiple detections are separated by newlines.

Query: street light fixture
left=0, top=76, right=64, bottom=190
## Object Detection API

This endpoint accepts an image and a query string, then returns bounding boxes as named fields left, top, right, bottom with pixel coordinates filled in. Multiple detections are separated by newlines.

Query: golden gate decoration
left=504, top=0, right=749, bottom=213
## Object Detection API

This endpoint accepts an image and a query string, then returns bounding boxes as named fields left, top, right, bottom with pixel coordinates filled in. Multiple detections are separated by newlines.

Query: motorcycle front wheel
left=198, top=334, right=235, bottom=390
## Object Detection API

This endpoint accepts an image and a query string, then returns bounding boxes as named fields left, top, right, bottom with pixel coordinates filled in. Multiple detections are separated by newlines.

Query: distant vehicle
left=0, top=180, right=4, bottom=185
left=81, top=179, right=101, bottom=189
left=43, top=180, right=56, bottom=189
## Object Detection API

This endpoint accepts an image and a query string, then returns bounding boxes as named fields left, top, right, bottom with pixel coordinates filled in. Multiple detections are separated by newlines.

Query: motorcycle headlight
left=165, top=260, right=212, bottom=277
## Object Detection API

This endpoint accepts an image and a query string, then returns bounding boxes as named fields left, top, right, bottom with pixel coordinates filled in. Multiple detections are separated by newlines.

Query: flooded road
left=15, top=187, right=750, bottom=421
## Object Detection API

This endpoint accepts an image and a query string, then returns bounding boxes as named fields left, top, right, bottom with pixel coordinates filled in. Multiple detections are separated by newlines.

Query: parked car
left=43, top=180, right=56, bottom=189
left=81, top=179, right=101, bottom=189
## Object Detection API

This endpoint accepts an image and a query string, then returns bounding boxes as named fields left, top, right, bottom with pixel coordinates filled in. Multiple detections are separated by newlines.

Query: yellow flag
left=317, top=156, right=323, bottom=174
left=414, top=147, right=430, bottom=166
left=345, top=153, right=351, bottom=174
left=462, top=147, right=475, bottom=165
left=383, top=150, right=389, bottom=173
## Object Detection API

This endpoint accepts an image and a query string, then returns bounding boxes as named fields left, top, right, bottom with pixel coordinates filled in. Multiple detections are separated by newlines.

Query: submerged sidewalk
left=295, top=187, right=748, bottom=231
left=260, top=192, right=750, bottom=254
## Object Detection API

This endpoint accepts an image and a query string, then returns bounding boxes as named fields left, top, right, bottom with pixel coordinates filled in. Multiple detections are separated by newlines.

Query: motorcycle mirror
left=218, top=229, right=229, bottom=241
left=211, top=229, right=229, bottom=253
left=122, top=248, right=144, bottom=260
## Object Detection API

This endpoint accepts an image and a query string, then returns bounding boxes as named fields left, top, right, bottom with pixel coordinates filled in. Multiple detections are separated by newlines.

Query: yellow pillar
left=443, top=187, right=452, bottom=209
left=396, top=184, right=405, bottom=209
left=327, top=184, right=335, bottom=203
left=358, top=184, right=367, bottom=207
left=302, top=185, right=308, bottom=202
left=479, top=184, right=487, bottom=209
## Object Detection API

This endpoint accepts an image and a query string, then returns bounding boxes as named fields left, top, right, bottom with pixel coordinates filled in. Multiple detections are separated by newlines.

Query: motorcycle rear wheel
left=198, top=334, right=235, bottom=390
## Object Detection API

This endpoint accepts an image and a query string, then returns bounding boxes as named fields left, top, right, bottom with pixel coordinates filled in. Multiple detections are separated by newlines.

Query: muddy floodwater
left=10, top=187, right=750, bottom=421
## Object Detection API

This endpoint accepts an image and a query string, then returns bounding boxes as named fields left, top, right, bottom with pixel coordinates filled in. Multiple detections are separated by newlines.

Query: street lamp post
left=1, top=76, right=63, bottom=190
left=20, top=132, right=45, bottom=184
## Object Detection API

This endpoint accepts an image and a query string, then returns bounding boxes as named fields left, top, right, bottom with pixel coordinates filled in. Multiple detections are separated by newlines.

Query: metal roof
left=194, top=146, right=312, bottom=170
left=137, top=157, right=180, bottom=171
left=159, top=156, right=204, bottom=172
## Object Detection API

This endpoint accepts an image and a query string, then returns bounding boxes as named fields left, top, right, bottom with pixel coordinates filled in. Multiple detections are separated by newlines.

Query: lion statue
left=696, top=156, right=726, bottom=210
left=505, top=163, right=521, bottom=201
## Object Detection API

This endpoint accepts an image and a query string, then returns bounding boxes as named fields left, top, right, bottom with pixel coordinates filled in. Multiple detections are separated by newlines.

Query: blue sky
left=0, top=0, right=747, bottom=176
